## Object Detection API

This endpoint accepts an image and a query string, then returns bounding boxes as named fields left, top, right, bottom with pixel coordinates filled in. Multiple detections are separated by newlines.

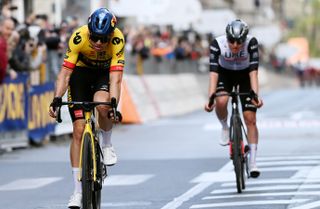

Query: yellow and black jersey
left=63, top=25, right=125, bottom=71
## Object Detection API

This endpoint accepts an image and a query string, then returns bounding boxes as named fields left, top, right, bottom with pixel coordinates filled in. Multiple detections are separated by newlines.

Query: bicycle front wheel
left=82, top=133, right=94, bottom=209
left=231, top=116, right=245, bottom=193
left=92, top=139, right=103, bottom=209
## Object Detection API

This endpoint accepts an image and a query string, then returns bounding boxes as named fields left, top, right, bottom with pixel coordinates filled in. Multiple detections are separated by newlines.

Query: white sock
left=72, top=167, right=82, bottom=194
left=100, top=129, right=112, bottom=148
left=219, top=117, right=228, bottom=130
left=249, top=144, right=257, bottom=165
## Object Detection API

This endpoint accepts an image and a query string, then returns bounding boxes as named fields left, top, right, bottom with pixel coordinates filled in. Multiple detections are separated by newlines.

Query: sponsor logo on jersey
left=112, top=37, right=124, bottom=45
left=73, top=32, right=82, bottom=45
left=116, top=46, right=124, bottom=57
left=111, top=15, right=117, bottom=27
left=250, top=44, right=258, bottom=50
left=252, top=52, right=259, bottom=58
left=210, top=46, right=219, bottom=52
left=117, top=60, right=125, bottom=65
left=66, top=46, right=71, bottom=53
left=224, top=51, right=247, bottom=61
left=74, top=110, right=83, bottom=118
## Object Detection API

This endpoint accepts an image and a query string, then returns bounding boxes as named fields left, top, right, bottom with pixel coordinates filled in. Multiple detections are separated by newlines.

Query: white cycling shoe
left=67, top=192, right=82, bottom=208
left=219, top=128, right=230, bottom=146
left=249, top=163, right=260, bottom=178
left=103, top=146, right=118, bottom=166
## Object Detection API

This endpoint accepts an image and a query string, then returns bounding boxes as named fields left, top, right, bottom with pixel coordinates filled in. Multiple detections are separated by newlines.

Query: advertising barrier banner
left=28, top=82, right=55, bottom=142
left=0, top=74, right=57, bottom=147
left=0, top=74, right=28, bottom=131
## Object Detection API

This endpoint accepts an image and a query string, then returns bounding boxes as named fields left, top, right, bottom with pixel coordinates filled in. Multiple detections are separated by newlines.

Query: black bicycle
left=56, top=97, right=121, bottom=209
left=209, top=87, right=258, bottom=193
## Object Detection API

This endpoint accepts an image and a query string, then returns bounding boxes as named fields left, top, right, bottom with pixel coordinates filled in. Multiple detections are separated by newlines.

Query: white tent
left=251, top=24, right=282, bottom=49
left=193, top=9, right=236, bottom=36
left=109, top=0, right=202, bottom=30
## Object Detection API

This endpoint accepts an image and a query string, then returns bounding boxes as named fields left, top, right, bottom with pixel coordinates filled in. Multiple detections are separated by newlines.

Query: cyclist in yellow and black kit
left=49, top=8, right=124, bottom=208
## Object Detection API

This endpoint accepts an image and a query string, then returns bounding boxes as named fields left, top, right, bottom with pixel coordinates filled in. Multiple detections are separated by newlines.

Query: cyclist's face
left=228, top=41, right=243, bottom=54
left=89, top=33, right=110, bottom=51
left=227, top=37, right=245, bottom=54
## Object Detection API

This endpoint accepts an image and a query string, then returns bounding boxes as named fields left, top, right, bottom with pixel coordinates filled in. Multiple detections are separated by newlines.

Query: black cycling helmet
left=226, top=19, right=249, bottom=44
left=88, top=8, right=117, bottom=37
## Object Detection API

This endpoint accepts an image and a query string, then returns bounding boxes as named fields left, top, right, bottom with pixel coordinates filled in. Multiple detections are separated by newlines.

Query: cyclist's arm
left=248, top=37, right=259, bottom=95
left=54, top=28, right=84, bottom=98
left=249, top=70, right=259, bottom=95
left=110, top=71, right=123, bottom=103
left=109, top=28, right=125, bottom=104
left=208, top=72, right=218, bottom=98
left=54, top=66, right=73, bottom=97
left=208, top=39, right=221, bottom=97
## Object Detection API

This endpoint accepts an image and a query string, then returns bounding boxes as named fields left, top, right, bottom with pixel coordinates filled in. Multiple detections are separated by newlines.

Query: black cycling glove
left=50, top=97, right=62, bottom=111
left=107, top=109, right=122, bottom=122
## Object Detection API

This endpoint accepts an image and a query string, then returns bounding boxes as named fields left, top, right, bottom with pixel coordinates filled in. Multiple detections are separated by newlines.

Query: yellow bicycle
left=56, top=97, right=120, bottom=209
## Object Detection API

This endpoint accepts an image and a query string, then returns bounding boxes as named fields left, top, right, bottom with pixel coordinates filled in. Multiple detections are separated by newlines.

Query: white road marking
left=191, top=171, right=235, bottom=183
left=190, top=199, right=308, bottom=209
left=257, top=160, right=319, bottom=166
left=221, top=178, right=320, bottom=187
left=159, top=161, right=233, bottom=209
left=259, top=166, right=312, bottom=172
left=101, top=201, right=152, bottom=207
left=204, top=119, right=320, bottom=130
left=163, top=155, right=320, bottom=209
left=103, top=174, right=154, bottom=186
left=211, top=184, right=320, bottom=194
left=258, top=155, right=320, bottom=161
left=203, top=191, right=320, bottom=200
left=0, top=177, right=62, bottom=191
left=289, top=200, right=320, bottom=209
left=159, top=182, right=212, bottom=209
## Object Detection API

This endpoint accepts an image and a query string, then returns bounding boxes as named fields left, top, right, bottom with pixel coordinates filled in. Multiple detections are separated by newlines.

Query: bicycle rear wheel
left=82, top=133, right=94, bottom=209
left=231, top=116, right=245, bottom=193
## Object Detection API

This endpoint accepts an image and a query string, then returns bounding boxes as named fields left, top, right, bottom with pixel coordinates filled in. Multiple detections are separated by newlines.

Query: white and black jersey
left=209, top=35, right=259, bottom=72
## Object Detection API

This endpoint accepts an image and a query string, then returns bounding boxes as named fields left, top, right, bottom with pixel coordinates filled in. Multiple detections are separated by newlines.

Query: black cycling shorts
left=216, top=67, right=257, bottom=112
left=68, top=66, right=110, bottom=121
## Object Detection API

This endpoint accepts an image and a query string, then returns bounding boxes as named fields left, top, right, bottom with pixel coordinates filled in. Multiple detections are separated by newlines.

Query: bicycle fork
left=78, top=111, right=98, bottom=182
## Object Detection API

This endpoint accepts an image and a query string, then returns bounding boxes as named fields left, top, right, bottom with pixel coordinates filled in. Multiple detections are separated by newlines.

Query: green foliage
left=286, top=0, right=320, bottom=56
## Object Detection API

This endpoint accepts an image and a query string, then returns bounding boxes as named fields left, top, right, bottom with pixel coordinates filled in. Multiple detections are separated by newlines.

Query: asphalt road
left=1, top=77, right=320, bottom=209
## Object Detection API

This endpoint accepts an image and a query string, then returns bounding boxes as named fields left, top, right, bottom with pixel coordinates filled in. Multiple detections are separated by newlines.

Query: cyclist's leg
left=94, top=90, right=117, bottom=166
left=215, top=69, right=233, bottom=145
left=243, top=111, right=260, bottom=177
left=92, top=71, right=117, bottom=165
left=239, top=71, right=260, bottom=177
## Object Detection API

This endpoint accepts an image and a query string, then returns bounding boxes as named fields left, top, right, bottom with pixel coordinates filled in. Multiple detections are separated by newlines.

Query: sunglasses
left=227, top=37, right=244, bottom=45
left=89, top=34, right=110, bottom=43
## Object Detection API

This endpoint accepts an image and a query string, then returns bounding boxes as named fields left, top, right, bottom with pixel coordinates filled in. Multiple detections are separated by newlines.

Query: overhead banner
left=28, top=82, right=55, bottom=142
left=0, top=74, right=28, bottom=131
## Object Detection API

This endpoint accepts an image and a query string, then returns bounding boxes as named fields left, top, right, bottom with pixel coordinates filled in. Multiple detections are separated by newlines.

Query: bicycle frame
left=229, top=91, right=245, bottom=156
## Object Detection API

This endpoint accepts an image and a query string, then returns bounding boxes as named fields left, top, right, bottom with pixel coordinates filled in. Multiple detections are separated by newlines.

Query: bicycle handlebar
left=56, top=97, right=119, bottom=123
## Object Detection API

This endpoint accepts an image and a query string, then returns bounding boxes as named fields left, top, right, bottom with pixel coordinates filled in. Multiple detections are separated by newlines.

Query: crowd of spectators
left=122, top=25, right=212, bottom=74
left=0, top=3, right=79, bottom=85
left=0, top=3, right=213, bottom=84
